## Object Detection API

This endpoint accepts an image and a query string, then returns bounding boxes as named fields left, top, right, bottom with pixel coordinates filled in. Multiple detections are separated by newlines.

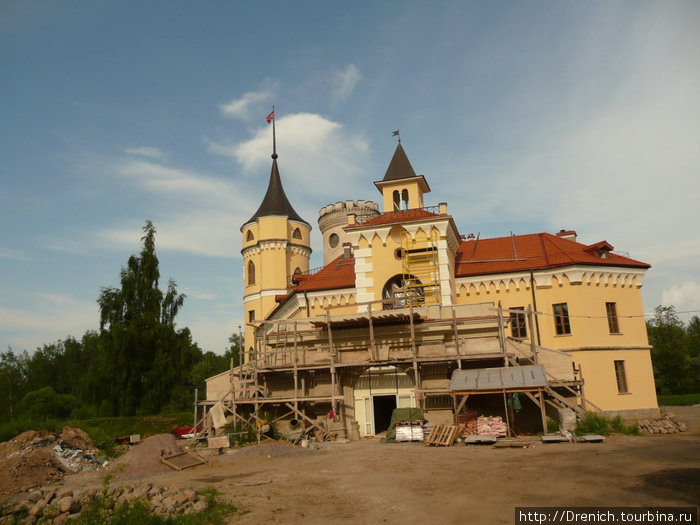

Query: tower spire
left=270, top=106, right=277, bottom=159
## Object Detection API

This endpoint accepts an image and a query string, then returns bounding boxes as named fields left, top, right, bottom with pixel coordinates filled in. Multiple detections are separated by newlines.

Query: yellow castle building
left=205, top=135, right=658, bottom=439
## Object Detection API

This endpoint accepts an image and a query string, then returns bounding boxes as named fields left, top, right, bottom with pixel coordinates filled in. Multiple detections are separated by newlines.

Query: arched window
left=382, top=274, right=424, bottom=309
left=293, top=267, right=301, bottom=275
left=246, top=230, right=254, bottom=241
left=247, top=260, right=256, bottom=285
left=401, top=189, right=409, bottom=210
left=393, top=190, right=400, bottom=211
left=292, top=227, right=302, bottom=240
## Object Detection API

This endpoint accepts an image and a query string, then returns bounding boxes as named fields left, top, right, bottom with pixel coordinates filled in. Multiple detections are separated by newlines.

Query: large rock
left=57, top=496, right=80, bottom=514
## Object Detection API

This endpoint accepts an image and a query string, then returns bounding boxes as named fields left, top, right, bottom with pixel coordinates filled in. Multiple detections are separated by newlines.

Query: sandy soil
left=50, top=406, right=700, bottom=524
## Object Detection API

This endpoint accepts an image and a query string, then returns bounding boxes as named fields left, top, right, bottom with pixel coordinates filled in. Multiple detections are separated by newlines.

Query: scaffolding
left=194, top=302, right=595, bottom=440
left=401, top=228, right=441, bottom=307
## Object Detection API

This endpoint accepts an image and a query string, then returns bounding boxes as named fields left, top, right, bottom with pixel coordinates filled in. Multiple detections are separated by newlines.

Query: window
left=553, top=303, right=571, bottom=335
left=247, top=261, right=256, bottom=285
left=392, top=190, right=400, bottom=211
left=246, top=230, right=254, bottom=241
left=614, top=360, right=628, bottom=393
left=293, top=267, right=301, bottom=275
left=292, top=228, right=302, bottom=240
left=248, top=310, right=255, bottom=323
left=329, top=233, right=340, bottom=248
left=382, top=274, right=423, bottom=309
left=606, top=302, right=620, bottom=334
left=401, top=189, right=409, bottom=210
left=509, top=307, right=527, bottom=338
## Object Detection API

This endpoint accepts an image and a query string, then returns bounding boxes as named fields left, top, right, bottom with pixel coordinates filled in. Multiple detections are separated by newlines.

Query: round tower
left=318, top=200, right=380, bottom=265
left=240, top=150, right=311, bottom=364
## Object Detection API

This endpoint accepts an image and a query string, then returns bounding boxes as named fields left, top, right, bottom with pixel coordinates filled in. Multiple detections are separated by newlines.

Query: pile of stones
left=0, top=483, right=210, bottom=524
left=638, top=413, right=688, bottom=434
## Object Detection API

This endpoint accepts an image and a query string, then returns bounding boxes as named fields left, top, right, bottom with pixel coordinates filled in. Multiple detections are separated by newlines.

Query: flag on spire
left=266, top=110, right=275, bottom=124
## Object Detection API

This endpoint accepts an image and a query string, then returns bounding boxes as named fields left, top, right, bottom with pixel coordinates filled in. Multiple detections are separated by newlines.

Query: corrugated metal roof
left=449, top=365, right=548, bottom=392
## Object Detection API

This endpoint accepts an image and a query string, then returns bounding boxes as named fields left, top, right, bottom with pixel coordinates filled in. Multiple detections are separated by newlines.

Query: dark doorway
left=372, top=395, right=397, bottom=434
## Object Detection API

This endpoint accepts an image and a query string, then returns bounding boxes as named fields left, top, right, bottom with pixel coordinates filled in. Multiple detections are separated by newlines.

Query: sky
left=1, top=1, right=699, bottom=355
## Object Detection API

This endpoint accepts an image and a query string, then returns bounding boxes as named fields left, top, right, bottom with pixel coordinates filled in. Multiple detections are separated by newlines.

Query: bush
left=575, top=412, right=640, bottom=436
left=16, top=387, right=81, bottom=420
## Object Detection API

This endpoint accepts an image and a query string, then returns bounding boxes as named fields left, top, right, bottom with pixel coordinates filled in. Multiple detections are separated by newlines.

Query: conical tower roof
left=383, top=142, right=417, bottom=181
left=243, top=156, right=309, bottom=228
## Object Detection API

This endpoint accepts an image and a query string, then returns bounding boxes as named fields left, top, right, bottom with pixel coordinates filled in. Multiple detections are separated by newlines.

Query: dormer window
left=584, top=241, right=614, bottom=259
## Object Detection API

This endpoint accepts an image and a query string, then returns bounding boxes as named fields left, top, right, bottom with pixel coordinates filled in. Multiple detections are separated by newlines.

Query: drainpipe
left=304, top=291, right=310, bottom=317
left=529, top=270, right=542, bottom=346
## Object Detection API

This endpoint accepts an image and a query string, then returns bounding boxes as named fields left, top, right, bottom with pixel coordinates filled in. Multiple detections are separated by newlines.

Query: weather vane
left=392, top=129, right=400, bottom=143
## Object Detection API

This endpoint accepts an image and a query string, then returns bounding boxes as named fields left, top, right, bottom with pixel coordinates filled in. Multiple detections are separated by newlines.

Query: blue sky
left=2, top=1, right=699, bottom=354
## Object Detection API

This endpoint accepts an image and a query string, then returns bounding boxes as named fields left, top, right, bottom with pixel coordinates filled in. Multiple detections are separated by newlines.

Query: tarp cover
left=383, top=407, right=426, bottom=443
left=449, top=365, right=547, bottom=392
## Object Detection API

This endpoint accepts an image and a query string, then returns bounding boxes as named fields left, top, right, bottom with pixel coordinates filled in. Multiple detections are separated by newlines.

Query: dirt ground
left=42, top=406, right=700, bottom=523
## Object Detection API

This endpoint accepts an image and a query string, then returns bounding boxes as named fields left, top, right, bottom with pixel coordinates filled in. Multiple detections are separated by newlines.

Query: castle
left=204, top=135, right=658, bottom=439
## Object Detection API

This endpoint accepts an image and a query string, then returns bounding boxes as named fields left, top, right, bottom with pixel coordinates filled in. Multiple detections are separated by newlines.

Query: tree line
left=0, top=222, right=239, bottom=423
left=1, top=222, right=698, bottom=424
left=646, top=305, right=700, bottom=395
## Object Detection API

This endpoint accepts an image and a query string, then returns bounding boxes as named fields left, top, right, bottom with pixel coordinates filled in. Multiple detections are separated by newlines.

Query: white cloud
left=0, top=247, right=30, bottom=261
left=193, top=293, right=216, bottom=300
left=661, top=282, right=700, bottom=321
left=124, top=146, right=165, bottom=159
left=331, top=64, right=361, bottom=103
left=0, top=295, right=98, bottom=351
left=207, top=112, right=370, bottom=199
left=219, top=85, right=274, bottom=120
left=96, top=159, right=254, bottom=258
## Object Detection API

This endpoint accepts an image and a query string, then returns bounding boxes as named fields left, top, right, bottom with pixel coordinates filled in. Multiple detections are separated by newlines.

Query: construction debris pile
left=0, top=429, right=104, bottom=496
left=638, top=413, right=688, bottom=434
left=1, top=482, right=213, bottom=524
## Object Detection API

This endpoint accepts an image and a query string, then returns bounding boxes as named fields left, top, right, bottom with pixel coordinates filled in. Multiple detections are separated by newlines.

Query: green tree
left=96, top=221, right=201, bottom=415
left=0, top=349, right=29, bottom=421
left=647, top=306, right=694, bottom=394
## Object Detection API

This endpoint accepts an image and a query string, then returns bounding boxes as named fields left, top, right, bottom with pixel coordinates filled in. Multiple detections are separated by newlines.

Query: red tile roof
left=348, top=208, right=447, bottom=228
left=455, top=233, right=649, bottom=277
left=293, top=254, right=356, bottom=292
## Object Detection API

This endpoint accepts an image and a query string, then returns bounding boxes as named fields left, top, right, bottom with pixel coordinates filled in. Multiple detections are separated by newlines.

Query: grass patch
left=657, top=393, right=700, bottom=406
left=67, top=488, right=237, bottom=525
left=575, top=412, right=640, bottom=436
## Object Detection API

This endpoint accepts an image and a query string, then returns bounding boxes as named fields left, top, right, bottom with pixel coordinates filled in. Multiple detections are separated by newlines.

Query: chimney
left=342, top=242, right=352, bottom=259
left=556, top=229, right=577, bottom=242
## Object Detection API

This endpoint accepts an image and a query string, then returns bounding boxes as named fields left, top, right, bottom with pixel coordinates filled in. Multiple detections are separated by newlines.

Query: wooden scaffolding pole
left=452, top=307, right=462, bottom=369
left=408, top=300, right=422, bottom=410
left=368, top=303, right=376, bottom=361
left=193, top=388, right=198, bottom=439
left=527, top=305, right=537, bottom=363
left=293, top=321, right=299, bottom=412
left=497, top=303, right=508, bottom=367
left=326, top=307, right=338, bottom=419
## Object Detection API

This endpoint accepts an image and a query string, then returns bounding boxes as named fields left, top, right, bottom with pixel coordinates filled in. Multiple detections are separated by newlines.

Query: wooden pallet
left=425, top=424, right=458, bottom=446
left=161, top=450, right=206, bottom=471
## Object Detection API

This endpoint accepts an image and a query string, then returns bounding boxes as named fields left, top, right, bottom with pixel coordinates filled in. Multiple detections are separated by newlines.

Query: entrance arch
left=353, top=366, right=415, bottom=437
